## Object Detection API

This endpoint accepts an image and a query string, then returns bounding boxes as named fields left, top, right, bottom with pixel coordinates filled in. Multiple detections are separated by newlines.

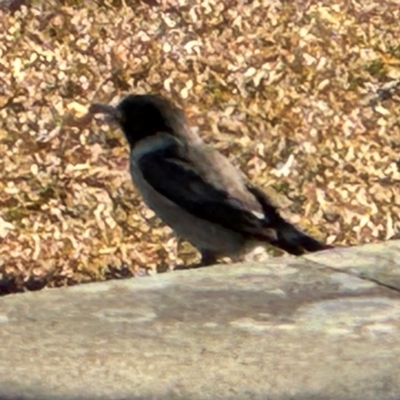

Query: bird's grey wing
left=136, top=142, right=276, bottom=241
left=191, top=145, right=333, bottom=255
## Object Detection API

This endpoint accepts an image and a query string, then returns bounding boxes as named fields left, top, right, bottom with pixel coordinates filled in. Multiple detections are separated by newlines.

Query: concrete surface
left=1, top=240, right=400, bottom=400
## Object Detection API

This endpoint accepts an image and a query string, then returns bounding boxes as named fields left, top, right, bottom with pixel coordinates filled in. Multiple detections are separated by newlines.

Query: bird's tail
left=247, top=185, right=334, bottom=256
left=269, top=220, right=333, bottom=256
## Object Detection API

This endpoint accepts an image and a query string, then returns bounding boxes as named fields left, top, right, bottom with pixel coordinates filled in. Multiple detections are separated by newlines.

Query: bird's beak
left=89, top=103, right=121, bottom=125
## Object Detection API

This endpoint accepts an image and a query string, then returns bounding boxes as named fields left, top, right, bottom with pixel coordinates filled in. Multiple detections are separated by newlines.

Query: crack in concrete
left=309, top=261, right=400, bottom=296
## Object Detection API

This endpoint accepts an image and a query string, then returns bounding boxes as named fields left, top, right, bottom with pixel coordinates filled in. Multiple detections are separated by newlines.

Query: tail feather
left=270, top=221, right=333, bottom=255
left=247, top=184, right=333, bottom=256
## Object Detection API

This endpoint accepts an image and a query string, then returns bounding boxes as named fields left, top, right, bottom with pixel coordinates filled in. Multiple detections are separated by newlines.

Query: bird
left=90, top=94, right=333, bottom=267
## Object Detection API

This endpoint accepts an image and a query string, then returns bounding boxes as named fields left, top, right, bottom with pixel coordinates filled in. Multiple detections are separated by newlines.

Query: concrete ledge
left=1, top=241, right=400, bottom=400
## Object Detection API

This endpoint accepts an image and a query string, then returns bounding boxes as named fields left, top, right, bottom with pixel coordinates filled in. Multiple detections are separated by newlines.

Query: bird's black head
left=114, top=94, right=187, bottom=147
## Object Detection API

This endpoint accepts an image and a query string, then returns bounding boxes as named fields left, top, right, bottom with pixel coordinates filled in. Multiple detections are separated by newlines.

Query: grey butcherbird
left=90, top=94, right=333, bottom=266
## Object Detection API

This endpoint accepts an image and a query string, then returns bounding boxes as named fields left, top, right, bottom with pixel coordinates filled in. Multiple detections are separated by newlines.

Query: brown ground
left=0, top=0, right=399, bottom=295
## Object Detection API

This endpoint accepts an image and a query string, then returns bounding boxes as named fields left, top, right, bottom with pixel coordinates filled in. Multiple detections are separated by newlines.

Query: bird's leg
left=169, top=237, right=185, bottom=270
left=229, top=253, right=246, bottom=264
left=199, top=250, right=218, bottom=267
left=176, top=236, right=184, bottom=255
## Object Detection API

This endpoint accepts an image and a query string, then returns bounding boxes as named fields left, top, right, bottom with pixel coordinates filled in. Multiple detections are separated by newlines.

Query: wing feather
left=136, top=137, right=276, bottom=241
